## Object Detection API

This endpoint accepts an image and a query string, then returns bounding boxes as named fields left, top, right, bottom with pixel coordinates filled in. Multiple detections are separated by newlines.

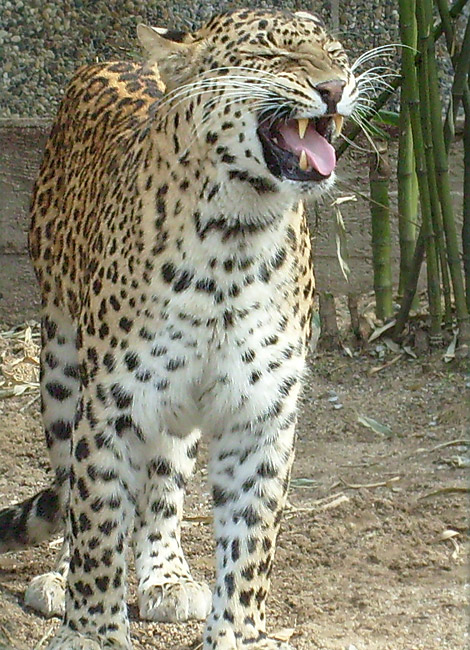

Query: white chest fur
left=124, top=211, right=306, bottom=441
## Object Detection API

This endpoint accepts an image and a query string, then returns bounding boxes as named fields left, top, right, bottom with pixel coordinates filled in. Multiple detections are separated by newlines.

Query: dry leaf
left=368, top=319, right=396, bottom=342
left=272, top=628, right=295, bottom=642
left=321, top=494, right=350, bottom=510
left=331, top=195, right=356, bottom=282
left=438, top=529, right=460, bottom=541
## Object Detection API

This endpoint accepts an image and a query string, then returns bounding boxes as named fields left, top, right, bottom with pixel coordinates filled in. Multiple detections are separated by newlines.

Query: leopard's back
left=29, top=62, right=162, bottom=308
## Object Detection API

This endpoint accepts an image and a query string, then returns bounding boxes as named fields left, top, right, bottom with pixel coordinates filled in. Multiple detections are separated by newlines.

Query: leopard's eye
left=256, top=53, right=278, bottom=60
left=239, top=50, right=279, bottom=61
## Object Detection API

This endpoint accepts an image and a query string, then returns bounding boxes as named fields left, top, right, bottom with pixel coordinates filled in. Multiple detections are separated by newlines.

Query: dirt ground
left=0, top=319, right=468, bottom=650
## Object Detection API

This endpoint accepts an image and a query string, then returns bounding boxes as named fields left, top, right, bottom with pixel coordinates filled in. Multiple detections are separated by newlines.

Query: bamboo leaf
left=374, top=109, right=401, bottom=127
left=290, top=478, right=318, bottom=488
left=357, top=414, right=394, bottom=437
left=366, top=121, right=392, bottom=141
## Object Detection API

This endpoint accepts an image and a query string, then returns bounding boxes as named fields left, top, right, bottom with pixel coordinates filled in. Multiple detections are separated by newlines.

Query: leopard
left=0, top=8, right=360, bottom=650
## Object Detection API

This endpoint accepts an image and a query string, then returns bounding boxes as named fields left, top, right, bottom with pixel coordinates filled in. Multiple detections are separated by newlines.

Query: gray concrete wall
left=0, top=119, right=50, bottom=324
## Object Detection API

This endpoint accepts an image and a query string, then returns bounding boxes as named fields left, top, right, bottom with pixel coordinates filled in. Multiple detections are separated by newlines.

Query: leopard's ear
left=150, top=27, right=190, bottom=43
left=137, top=24, right=202, bottom=89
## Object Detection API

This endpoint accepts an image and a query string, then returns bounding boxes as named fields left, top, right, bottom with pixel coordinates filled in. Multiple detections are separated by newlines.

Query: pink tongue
left=278, top=121, right=336, bottom=176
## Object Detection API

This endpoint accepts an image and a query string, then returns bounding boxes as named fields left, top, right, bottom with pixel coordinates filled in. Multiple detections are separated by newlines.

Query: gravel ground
left=0, top=0, right=405, bottom=118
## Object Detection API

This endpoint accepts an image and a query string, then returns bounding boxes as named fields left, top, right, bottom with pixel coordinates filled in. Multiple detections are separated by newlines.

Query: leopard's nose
left=315, top=80, right=346, bottom=113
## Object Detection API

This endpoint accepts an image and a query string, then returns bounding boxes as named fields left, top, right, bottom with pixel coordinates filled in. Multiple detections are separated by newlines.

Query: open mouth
left=257, top=114, right=342, bottom=182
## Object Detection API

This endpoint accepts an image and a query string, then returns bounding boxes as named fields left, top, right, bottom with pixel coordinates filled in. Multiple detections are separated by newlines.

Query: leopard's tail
left=0, top=484, right=63, bottom=553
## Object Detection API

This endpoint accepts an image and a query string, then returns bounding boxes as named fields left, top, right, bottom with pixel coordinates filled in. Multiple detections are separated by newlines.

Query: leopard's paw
left=46, top=627, right=129, bottom=650
left=204, top=625, right=294, bottom=650
left=25, top=571, right=65, bottom=618
left=255, top=639, right=294, bottom=650
left=139, top=579, right=212, bottom=622
left=46, top=629, right=102, bottom=650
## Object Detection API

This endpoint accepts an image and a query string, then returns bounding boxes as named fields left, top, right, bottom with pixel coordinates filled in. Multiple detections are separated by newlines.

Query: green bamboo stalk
left=416, top=0, right=452, bottom=332
left=369, top=143, right=393, bottom=321
left=397, top=105, right=419, bottom=301
left=437, top=2, right=470, bottom=150
left=434, top=0, right=470, bottom=42
left=434, top=0, right=457, bottom=49
left=433, top=1, right=470, bottom=315
left=434, top=0, right=470, bottom=95
left=421, top=0, right=470, bottom=344
left=393, top=229, right=426, bottom=340
left=450, top=12, right=470, bottom=121
left=464, top=98, right=470, bottom=310
left=400, top=0, right=441, bottom=338
left=435, top=0, right=458, bottom=150
left=397, top=3, right=418, bottom=304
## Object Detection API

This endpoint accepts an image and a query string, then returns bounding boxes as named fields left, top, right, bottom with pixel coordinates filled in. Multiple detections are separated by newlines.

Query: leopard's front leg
left=205, top=416, right=296, bottom=650
left=45, top=337, right=139, bottom=650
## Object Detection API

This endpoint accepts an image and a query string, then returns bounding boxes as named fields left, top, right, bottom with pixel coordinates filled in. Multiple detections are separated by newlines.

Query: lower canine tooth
left=299, top=150, right=308, bottom=171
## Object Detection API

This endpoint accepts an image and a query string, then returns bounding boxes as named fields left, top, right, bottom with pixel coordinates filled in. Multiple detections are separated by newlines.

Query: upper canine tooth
left=297, top=118, right=309, bottom=139
left=333, top=114, right=344, bottom=135
left=299, top=150, right=308, bottom=171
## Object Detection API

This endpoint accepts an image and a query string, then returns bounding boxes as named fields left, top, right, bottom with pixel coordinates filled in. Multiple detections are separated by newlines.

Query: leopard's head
left=138, top=9, right=360, bottom=198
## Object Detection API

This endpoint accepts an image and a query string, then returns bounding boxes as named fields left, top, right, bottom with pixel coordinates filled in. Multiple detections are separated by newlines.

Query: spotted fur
left=0, top=9, right=359, bottom=650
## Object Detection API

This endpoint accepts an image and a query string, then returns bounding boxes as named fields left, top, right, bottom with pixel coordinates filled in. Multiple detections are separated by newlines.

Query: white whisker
left=351, top=44, right=400, bottom=71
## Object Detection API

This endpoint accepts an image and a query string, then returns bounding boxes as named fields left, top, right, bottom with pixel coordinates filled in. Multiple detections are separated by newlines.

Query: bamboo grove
left=339, top=0, right=470, bottom=353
